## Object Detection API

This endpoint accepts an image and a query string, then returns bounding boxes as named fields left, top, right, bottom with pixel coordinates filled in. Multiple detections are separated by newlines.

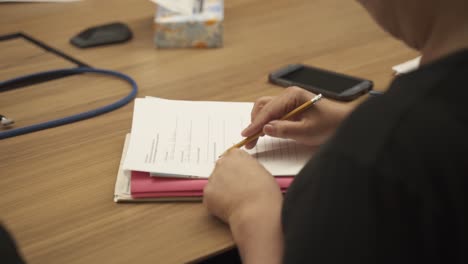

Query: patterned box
left=153, top=0, right=224, bottom=48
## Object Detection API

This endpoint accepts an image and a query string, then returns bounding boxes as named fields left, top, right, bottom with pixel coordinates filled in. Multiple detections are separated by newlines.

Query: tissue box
left=153, top=0, right=224, bottom=48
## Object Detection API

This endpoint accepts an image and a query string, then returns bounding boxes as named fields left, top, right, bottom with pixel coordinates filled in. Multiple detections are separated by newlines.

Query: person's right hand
left=242, top=86, right=358, bottom=149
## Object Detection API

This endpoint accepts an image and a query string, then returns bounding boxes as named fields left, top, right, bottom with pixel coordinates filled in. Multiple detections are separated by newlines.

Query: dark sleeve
left=282, top=152, right=377, bottom=264
left=0, top=224, right=26, bottom=264
left=281, top=102, right=468, bottom=264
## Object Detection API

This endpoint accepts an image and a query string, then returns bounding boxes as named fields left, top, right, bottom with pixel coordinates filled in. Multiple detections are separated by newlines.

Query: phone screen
left=281, top=66, right=363, bottom=93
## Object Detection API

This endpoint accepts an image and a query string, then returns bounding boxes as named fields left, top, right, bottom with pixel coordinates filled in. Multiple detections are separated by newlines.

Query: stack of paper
left=392, top=56, right=421, bottom=75
left=114, top=97, right=314, bottom=202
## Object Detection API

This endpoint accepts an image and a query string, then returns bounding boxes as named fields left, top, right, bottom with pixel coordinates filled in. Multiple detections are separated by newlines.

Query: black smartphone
left=268, top=64, right=373, bottom=101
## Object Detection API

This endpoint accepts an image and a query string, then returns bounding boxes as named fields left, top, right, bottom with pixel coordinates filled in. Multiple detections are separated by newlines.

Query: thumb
left=263, top=120, right=307, bottom=141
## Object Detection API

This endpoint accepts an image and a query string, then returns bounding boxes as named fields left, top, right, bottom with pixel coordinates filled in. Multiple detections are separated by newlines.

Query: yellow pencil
left=220, top=93, right=323, bottom=157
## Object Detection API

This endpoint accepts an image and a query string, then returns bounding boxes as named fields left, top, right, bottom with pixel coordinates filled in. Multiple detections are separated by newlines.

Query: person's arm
left=229, top=193, right=284, bottom=264
left=203, top=149, right=284, bottom=264
left=203, top=88, right=360, bottom=262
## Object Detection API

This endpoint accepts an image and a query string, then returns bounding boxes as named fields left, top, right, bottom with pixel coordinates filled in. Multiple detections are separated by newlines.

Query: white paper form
left=123, top=98, right=314, bottom=178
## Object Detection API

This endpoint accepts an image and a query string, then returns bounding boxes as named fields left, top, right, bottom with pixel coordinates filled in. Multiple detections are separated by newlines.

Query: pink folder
left=131, top=171, right=294, bottom=198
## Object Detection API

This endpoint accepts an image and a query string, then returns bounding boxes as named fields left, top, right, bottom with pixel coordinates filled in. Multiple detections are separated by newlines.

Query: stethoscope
left=0, top=67, right=138, bottom=140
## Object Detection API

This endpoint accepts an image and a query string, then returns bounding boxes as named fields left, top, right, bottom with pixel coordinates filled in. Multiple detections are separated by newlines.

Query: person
left=0, top=224, right=25, bottom=264
left=203, top=0, right=468, bottom=263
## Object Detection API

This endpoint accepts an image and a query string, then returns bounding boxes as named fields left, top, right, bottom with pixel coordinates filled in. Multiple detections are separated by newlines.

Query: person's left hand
left=203, top=148, right=283, bottom=225
left=204, top=149, right=285, bottom=263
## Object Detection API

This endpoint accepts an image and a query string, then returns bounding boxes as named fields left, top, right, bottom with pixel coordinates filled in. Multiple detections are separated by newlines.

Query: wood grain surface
left=0, top=0, right=418, bottom=263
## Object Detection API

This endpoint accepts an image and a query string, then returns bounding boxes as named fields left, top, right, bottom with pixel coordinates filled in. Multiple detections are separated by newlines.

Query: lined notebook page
left=123, top=98, right=314, bottom=178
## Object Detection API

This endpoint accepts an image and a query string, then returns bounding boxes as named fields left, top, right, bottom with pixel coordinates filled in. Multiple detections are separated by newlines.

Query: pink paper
left=131, top=171, right=294, bottom=198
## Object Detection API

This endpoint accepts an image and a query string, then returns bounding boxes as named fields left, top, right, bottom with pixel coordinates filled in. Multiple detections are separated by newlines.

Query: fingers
left=242, top=96, right=273, bottom=138
left=241, top=100, right=283, bottom=137
left=242, top=87, right=313, bottom=138
left=241, top=97, right=272, bottom=149
left=244, top=139, right=258, bottom=149
left=251, top=96, right=274, bottom=122
left=242, top=97, right=273, bottom=149
left=263, top=119, right=310, bottom=142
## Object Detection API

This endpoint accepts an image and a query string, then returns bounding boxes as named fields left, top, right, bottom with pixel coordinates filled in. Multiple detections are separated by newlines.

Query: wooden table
left=0, top=0, right=418, bottom=263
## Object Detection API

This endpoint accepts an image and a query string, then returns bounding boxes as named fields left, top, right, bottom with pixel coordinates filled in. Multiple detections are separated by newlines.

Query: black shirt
left=0, top=224, right=25, bottom=264
left=282, top=49, right=468, bottom=264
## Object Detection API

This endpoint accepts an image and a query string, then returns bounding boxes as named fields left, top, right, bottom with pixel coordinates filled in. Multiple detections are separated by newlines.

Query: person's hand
left=242, top=86, right=357, bottom=149
left=203, top=148, right=282, bottom=225
left=203, top=149, right=284, bottom=263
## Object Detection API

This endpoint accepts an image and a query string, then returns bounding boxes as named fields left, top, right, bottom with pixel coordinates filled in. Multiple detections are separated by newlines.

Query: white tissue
left=150, top=0, right=195, bottom=15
